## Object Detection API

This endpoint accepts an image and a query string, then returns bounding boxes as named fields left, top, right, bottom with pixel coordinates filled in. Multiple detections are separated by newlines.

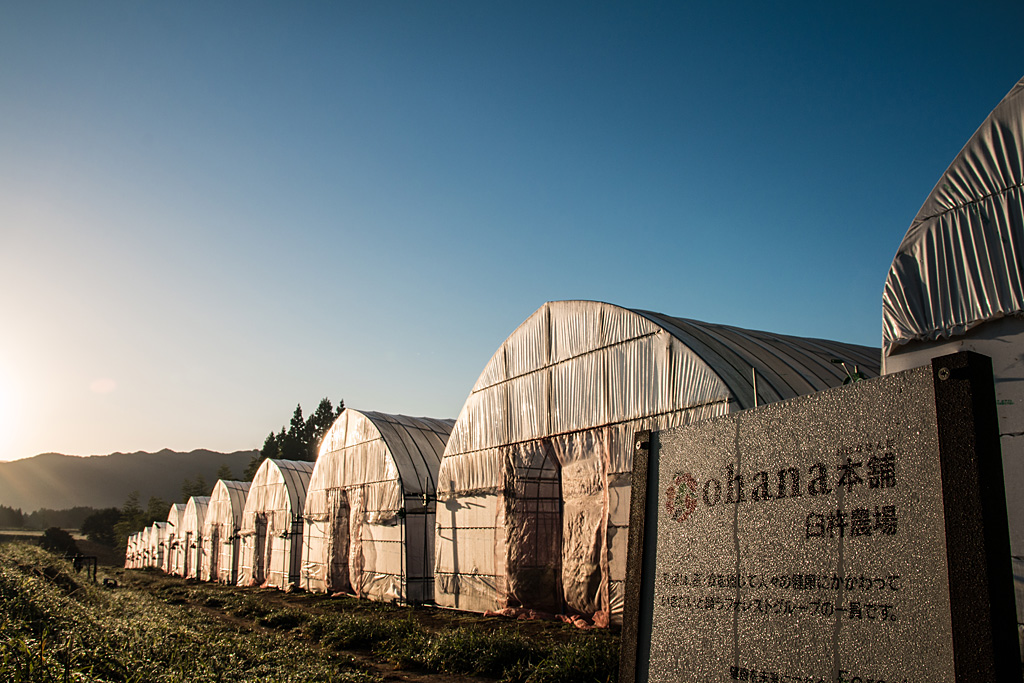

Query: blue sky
left=1, top=2, right=1022, bottom=460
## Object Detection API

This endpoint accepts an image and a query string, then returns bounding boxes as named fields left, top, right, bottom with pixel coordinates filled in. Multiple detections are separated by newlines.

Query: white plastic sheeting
left=182, top=496, right=210, bottom=580
left=237, top=459, right=314, bottom=589
left=132, top=531, right=145, bottom=569
left=133, top=532, right=144, bottom=568
left=201, top=480, right=251, bottom=584
left=125, top=532, right=139, bottom=569
left=147, top=523, right=167, bottom=570
left=139, top=527, right=150, bottom=568
left=882, top=76, right=1024, bottom=625
left=883, top=76, right=1024, bottom=355
left=130, top=533, right=137, bottom=569
left=302, top=410, right=453, bottom=603
left=435, top=301, right=880, bottom=623
left=166, top=504, right=186, bottom=576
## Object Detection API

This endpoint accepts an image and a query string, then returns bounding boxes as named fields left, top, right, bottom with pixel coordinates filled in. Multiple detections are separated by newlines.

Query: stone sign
left=620, top=352, right=1019, bottom=683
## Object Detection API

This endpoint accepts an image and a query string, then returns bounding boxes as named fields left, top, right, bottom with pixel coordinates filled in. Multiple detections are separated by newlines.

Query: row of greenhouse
left=125, top=411, right=453, bottom=603
left=127, top=76, right=1024, bottom=624
left=124, top=304, right=880, bottom=622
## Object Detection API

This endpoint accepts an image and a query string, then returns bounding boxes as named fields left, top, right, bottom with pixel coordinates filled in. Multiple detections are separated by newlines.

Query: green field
left=0, top=543, right=619, bottom=683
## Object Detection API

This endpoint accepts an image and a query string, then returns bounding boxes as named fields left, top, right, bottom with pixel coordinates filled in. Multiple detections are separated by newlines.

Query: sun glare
left=0, top=366, right=20, bottom=461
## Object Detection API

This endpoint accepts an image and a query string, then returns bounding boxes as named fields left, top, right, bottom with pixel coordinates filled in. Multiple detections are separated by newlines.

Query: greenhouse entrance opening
left=253, top=514, right=269, bottom=585
left=183, top=532, right=193, bottom=578
left=207, top=527, right=219, bottom=581
left=506, top=439, right=563, bottom=614
left=327, top=488, right=351, bottom=593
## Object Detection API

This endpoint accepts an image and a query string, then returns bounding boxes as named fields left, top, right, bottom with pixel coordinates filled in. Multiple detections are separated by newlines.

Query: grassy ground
left=0, top=543, right=619, bottom=683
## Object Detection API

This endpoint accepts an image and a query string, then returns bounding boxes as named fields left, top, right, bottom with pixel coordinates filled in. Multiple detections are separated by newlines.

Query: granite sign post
left=620, top=352, right=1020, bottom=683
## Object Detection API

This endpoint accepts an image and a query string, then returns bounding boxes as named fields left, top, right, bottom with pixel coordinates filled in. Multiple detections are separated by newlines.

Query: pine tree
left=279, top=405, right=306, bottom=461
left=305, top=397, right=342, bottom=460
left=243, top=396, right=346, bottom=476
left=113, top=491, right=145, bottom=550
left=0, top=505, right=24, bottom=528
left=145, top=497, right=170, bottom=524
left=244, top=431, right=277, bottom=481
left=180, top=475, right=208, bottom=502
left=80, top=507, right=121, bottom=546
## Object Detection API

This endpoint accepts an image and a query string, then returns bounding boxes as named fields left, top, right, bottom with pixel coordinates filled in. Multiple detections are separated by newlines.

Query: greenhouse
left=165, top=503, right=186, bottom=575
left=141, top=526, right=153, bottom=568
left=201, top=480, right=251, bottom=583
left=182, top=496, right=210, bottom=580
left=133, top=531, right=144, bottom=568
left=133, top=531, right=146, bottom=569
left=147, top=522, right=167, bottom=570
left=881, top=77, right=1024, bottom=614
left=237, top=458, right=314, bottom=589
left=434, top=300, right=880, bottom=623
left=301, top=409, right=454, bottom=603
left=124, top=532, right=139, bottom=569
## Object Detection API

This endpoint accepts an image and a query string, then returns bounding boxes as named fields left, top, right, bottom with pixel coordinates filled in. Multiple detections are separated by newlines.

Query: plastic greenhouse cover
left=183, top=496, right=210, bottom=532
left=303, top=409, right=452, bottom=601
left=203, top=480, right=250, bottom=536
left=202, top=480, right=251, bottom=583
left=241, top=459, right=314, bottom=533
left=166, top=504, right=185, bottom=530
left=434, top=301, right=881, bottom=620
left=237, top=459, right=313, bottom=588
left=148, top=523, right=167, bottom=568
left=883, top=76, right=1024, bottom=355
left=202, top=483, right=250, bottom=536
left=307, top=410, right=453, bottom=518
left=437, top=302, right=879, bottom=498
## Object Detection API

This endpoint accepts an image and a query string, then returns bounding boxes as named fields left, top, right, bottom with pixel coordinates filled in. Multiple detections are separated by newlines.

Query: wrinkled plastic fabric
left=125, top=533, right=135, bottom=569
left=435, top=301, right=882, bottom=622
left=124, top=533, right=138, bottom=569
left=883, top=77, right=1024, bottom=355
left=146, top=523, right=167, bottom=570
left=149, top=524, right=166, bottom=573
left=201, top=480, right=251, bottom=584
left=302, top=410, right=452, bottom=603
left=132, top=532, right=141, bottom=568
left=132, top=532, right=143, bottom=569
left=165, top=504, right=186, bottom=576
left=236, top=459, right=313, bottom=589
left=181, top=496, right=210, bottom=580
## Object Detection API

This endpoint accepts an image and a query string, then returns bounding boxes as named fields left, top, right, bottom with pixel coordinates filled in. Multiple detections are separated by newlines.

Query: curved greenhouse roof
left=303, top=409, right=454, bottom=602
left=182, top=496, right=210, bottom=580
left=237, top=458, right=314, bottom=589
left=435, top=300, right=880, bottom=622
left=147, top=522, right=167, bottom=570
left=883, top=76, right=1024, bottom=355
left=202, top=479, right=251, bottom=583
left=166, top=503, right=186, bottom=576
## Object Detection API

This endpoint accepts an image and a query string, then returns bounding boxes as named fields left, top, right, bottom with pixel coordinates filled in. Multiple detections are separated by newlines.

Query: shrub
left=322, top=613, right=421, bottom=651
left=414, top=626, right=542, bottom=678
left=255, top=609, right=306, bottom=630
left=525, top=634, right=619, bottom=683
left=38, top=528, right=78, bottom=556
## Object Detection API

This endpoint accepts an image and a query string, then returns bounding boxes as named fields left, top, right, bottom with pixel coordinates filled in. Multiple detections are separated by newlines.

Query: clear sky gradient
left=1, top=2, right=1022, bottom=461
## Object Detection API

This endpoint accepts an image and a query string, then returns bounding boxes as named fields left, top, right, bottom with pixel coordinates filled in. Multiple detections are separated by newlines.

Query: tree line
left=0, top=505, right=110, bottom=531
left=243, top=397, right=343, bottom=479
left=98, top=396, right=343, bottom=553
left=1, top=397, right=344, bottom=557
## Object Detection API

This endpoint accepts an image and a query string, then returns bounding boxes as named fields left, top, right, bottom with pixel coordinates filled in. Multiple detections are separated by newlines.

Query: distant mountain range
left=0, top=449, right=257, bottom=512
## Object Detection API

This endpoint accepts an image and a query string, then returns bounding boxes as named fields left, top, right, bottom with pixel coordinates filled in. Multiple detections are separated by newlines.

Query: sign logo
left=665, top=472, right=699, bottom=523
